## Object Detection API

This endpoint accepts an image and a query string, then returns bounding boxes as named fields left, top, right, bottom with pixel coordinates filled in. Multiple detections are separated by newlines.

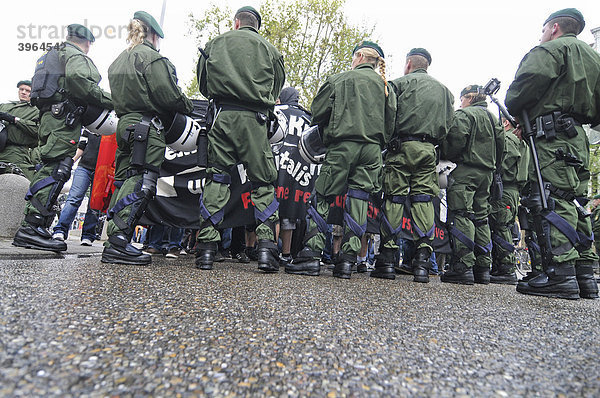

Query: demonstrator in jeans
left=52, top=130, right=100, bottom=246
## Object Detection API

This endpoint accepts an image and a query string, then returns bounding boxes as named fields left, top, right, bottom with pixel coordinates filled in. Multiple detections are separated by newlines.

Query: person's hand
left=0, top=112, right=16, bottom=124
left=513, top=126, right=523, bottom=140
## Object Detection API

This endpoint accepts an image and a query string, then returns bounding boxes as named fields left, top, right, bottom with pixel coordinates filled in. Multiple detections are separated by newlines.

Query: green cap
left=67, top=24, right=95, bottom=42
left=544, top=8, right=585, bottom=34
left=236, top=6, right=262, bottom=29
left=593, top=194, right=600, bottom=200
left=134, top=11, right=164, bottom=38
left=353, top=40, right=384, bottom=58
left=407, top=48, right=431, bottom=65
left=460, top=85, right=482, bottom=97
left=17, top=80, right=32, bottom=88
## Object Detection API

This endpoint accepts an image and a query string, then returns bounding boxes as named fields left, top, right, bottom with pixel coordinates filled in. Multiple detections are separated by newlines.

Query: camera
left=482, top=78, right=501, bottom=96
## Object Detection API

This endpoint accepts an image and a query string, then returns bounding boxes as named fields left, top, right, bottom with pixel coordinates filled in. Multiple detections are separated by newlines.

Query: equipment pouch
left=51, top=102, right=65, bottom=118
left=0, top=124, right=7, bottom=152
left=556, top=115, right=578, bottom=138
left=387, top=137, right=401, bottom=154
left=490, top=171, right=503, bottom=201
left=131, top=117, right=151, bottom=168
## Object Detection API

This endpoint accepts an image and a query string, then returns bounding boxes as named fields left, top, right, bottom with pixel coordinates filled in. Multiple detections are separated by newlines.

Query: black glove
left=0, top=112, right=16, bottom=124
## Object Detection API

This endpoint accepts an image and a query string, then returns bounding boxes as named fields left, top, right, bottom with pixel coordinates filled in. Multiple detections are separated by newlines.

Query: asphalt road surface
left=0, top=242, right=599, bottom=396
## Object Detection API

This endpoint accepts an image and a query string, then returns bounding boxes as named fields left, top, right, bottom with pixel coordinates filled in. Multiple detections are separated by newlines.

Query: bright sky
left=1, top=0, right=599, bottom=111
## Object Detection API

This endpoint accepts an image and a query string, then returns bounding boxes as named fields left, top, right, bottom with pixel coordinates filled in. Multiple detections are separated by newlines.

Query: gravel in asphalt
left=0, top=244, right=599, bottom=396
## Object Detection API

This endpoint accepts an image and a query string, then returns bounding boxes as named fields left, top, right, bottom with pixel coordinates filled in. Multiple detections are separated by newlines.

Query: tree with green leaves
left=186, top=0, right=374, bottom=107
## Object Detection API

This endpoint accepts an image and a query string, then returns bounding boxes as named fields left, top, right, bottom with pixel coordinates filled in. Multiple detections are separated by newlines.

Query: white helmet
left=81, top=104, right=119, bottom=136
left=436, top=160, right=457, bottom=189
left=165, top=113, right=203, bottom=152
left=298, top=125, right=326, bottom=164
left=269, top=107, right=288, bottom=153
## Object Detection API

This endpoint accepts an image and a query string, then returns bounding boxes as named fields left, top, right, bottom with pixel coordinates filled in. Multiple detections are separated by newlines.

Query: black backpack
left=30, top=48, right=65, bottom=107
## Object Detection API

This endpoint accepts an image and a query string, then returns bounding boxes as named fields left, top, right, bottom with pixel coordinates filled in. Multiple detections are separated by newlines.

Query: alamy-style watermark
left=16, top=19, right=128, bottom=51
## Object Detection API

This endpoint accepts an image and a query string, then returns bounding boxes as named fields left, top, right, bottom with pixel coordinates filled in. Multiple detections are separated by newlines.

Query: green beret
left=236, top=6, right=262, bottom=29
left=460, top=85, right=482, bottom=97
left=134, top=11, right=164, bottom=38
left=17, top=80, right=32, bottom=88
left=593, top=194, right=600, bottom=200
left=407, top=48, right=431, bottom=65
left=67, top=24, right=95, bottom=42
left=544, top=8, right=585, bottom=34
left=353, top=40, right=384, bottom=58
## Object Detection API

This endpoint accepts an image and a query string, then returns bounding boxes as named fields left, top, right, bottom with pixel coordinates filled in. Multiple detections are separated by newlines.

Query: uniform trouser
left=106, top=124, right=165, bottom=239
left=0, top=144, right=35, bottom=181
left=447, top=164, right=493, bottom=269
left=23, top=113, right=80, bottom=225
left=304, top=141, right=382, bottom=258
left=380, top=141, right=438, bottom=252
left=529, top=133, right=584, bottom=265
left=490, top=187, right=520, bottom=272
left=198, top=111, right=278, bottom=243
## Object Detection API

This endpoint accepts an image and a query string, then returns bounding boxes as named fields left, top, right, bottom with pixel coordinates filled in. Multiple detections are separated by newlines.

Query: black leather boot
left=516, top=263, right=580, bottom=299
left=576, top=264, right=599, bottom=299
left=411, top=247, right=431, bottom=283
left=195, top=242, right=217, bottom=270
left=441, top=262, right=474, bottom=285
left=257, top=240, right=279, bottom=273
left=13, top=223, right=67, bottom=252
left=473, top=265, right=491, bottom=285
left=101, top=234, right=151, bottom=265
left=371, top=248, right=396, bottom=280
left=490, top=264, right=517, bottom=285
left=333, top=252, right=354, bottom=279
left=285, top=248, right=320, bottom=276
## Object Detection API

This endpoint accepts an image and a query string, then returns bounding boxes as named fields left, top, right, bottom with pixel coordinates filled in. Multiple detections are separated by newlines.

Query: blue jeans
left=53, top=166, right=99, bottom=241
left=148, top=225, right=184, bottom=251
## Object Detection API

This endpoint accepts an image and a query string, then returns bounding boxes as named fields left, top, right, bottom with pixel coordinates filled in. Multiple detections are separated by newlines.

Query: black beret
left=407, top=48, right=432, bottom=65
left=67, top=24, right=95, bottom=42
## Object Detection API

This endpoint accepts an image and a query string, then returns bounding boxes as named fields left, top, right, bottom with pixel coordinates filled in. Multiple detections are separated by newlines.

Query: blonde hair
left=127, top=19, right=149, bottom=50
left=356, top=47, right=389, bottom=97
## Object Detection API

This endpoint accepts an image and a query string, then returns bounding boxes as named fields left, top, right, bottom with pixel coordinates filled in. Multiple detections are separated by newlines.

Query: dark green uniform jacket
left=0, top=101, right=38, bottom=148
left=109, top=40, right=193, bottom=126
left=501, top=130, right=529, bottom=190
left=443, top=101, right=504, bottom=171
left=311, top=63, right=396, bottom=147
left=390, top=69, right=454, bottom=140
left=505, top=34, right=600, bottom=125
left=197, top=26, right=285, bottom=113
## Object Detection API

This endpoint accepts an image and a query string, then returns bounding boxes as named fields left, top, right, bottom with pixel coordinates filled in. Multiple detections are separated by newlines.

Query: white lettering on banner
left=288, top=114, right=307, bottom=136
left=156, top=176, right=177, bottom=197
left=237, top=164, right=248, bottom=184
left=165, top=147, right=198, bottom=161
left=188, top=178, right=204, bottom=195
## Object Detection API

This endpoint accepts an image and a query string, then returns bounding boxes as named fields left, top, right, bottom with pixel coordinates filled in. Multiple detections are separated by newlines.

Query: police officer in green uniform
left=0, top=80, right=39, bottom=180
left=195, top=6, right=285, bottom=272
left=591, top=194, right=600, bottom=276
left=372, top=48, right=454, bottom=282
left=13, top=24, right=112, bottom=252
left=489, top=117, right=530, bottom=284
left=506, top=8, right=600, bottom=299
left=102, top=11, right=193, bottom=265
left=287, top=40, right=396, bottom=279
left=441, top=85, right=504, bottom=285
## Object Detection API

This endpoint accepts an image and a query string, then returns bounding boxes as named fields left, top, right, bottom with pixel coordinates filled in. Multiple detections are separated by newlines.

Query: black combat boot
left=257, top=240, right=279, bottom=273
left=13, top=223, right=67, bottom=253
left=440, top=262, right=474, bottom=285
left=333, top=252, right=354, bottom=279
left=516, top=263, right=580, bottom=299
left=575, top=264, right=599, bottom=299
left=473, top=265, right=491, bottom=285
left=489, top=264, right=518, bottom=285
left=195, top=242, right=218, bottom=270
left=370, top=248, right=396, bottom=280
left=101, top=234, right=151, bottom=265
left=411, top=247, right=431, bottom=283
left=285, top=248, right=320, bottom=276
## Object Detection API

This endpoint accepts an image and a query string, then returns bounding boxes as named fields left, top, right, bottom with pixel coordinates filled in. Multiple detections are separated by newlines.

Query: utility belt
left=387, top=134, right=437, bottom=154
left=123, top=115, right=163, bottom=172
left=39, top=99, right=85, bottom=129
left=213, top=100, right=271, bottom=127
left=533, top=112, right=581, bottom=140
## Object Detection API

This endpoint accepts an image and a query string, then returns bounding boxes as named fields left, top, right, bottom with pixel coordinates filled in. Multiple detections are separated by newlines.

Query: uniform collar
left=411, top=68, right=428, bottom=74
left=472, top=100, right=488, bottom=108
left=239, top=26, right=259, bottom=34
left=143, top=40, right=158, bottom=51
left=355, top=63, right=375, bottom=71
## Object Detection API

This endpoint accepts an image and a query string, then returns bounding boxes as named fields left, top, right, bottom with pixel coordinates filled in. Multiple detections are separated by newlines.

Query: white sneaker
left=52, top=232, right=65, bottom=241
left=80, top=238, right=93, bottom=246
